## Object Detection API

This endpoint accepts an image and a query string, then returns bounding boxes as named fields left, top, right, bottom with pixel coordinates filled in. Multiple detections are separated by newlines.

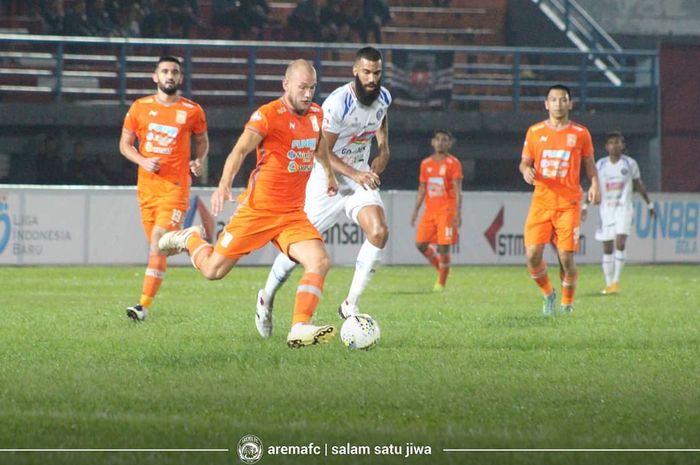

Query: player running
left=519, top=84, right=600, bottom=316
left=119, top=55, right=209, bottom=322
left=410, top=129, right=463, bottom=291
left=159, top=59, right=339, bottom=348
left=254, top=46, right=391, bottom=338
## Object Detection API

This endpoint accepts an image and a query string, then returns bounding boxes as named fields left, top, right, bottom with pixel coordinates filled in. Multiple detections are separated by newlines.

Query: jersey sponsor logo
left=176, top=110, right=187, bottom=124
left=567, top=134, right=577, bottom=147
left=540, top=149, right=571, bottom=178
left=149, top=110, right=158, bottom=117
left=439, top=165, right=446, bottom=176
left=250, top=111, right=263, bottom=122
left=290, top=138, right=317, bottom=150
left=539, top=136, right=548, bottom=142
left=289, top=122, right=296, bottom=129
left=348, top=130, right=376, bottom=145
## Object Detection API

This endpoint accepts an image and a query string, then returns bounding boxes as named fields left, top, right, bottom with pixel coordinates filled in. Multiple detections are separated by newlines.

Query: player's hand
left=141, top=157, right=160, bottom=173
left=410, top=212, right=417, bottom=227
left=353, top=170, right=381, bottom=190
left=455, top=215, right=462, bottom=228
left=587, top=185, right=600, bottom=205
left=648, top=204, right=656, bottom=219
left=522, top=166, right=536, bottom=185
left=370, top=154, right=389, bottom=176
left=211, top=185, right=234, bottom=216
left=581, top=207, right=588, bottom=222
left=189, top=159, right=203, bottom=177
left=326, top=173, right=339, bottom=197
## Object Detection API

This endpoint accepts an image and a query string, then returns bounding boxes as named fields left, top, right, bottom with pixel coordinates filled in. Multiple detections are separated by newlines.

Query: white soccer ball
left=340, top=313, right=380, bottom=350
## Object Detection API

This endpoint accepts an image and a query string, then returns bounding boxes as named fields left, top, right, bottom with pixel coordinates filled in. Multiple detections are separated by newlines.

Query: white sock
left=613, top=249, right=626, bottom=283
left=346, top=239, right=383, bottom=306
left=263, top=253, right=297, bottom=301
left=602, top=253, right=614, bottom=286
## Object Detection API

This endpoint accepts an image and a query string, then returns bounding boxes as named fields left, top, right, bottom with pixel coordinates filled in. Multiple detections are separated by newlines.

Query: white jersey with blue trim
left=310, top=82, right=391, bottom=190
left=596, top=155, right=640, bottom=212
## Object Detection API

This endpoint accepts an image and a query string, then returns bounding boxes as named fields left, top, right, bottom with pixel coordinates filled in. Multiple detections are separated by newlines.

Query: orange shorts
left=416, top=210, right=458, bottom=245
left=524, top=205, right=580, bottom=252
left=137, top=180, right=189, bottom=240
left=214, top=205, right=323, bottom=260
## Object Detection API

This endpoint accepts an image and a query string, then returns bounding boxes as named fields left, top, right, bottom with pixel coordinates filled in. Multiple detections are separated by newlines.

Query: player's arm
left=583, top=156, right=600, bottom=205
left=370, top=115, right=390, bottom=176
left=453, top=177, right=463, bottom=228
left=211, top=128, right=262, bottom=215
left=633, top=178, right=655, bottom=218
left=519, top=156, right=536, bottom=185
left=323, top=130, right=379, bottom=190
left=119, top=128, right=160, bottom=173
left=410, top=182, right=426, bottom=227
left=189, top=131, right=210, bottom=177
left=315, top=133, right=338, bottom=197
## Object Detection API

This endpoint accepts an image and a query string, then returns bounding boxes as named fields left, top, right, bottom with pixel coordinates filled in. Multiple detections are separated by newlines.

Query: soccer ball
left=340, top=313, right=380, bottom=350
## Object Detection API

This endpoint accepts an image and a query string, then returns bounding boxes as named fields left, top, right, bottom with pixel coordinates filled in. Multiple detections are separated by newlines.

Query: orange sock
left=421, top=246, right=439, bottom=269
left=438, top=253, right=451, bottom=286
left=186, top=234, right=213, bottom=270
left=528, top=262, right=553, bottom=296
left=292, top=272, right=324, bottom=325
left=561, top=273, right=577, bottom=305
left=139, top=254, right=166, bottom=308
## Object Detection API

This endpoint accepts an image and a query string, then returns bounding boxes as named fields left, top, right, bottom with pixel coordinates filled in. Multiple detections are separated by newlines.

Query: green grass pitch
left=0, top=264, right=698, bottom=465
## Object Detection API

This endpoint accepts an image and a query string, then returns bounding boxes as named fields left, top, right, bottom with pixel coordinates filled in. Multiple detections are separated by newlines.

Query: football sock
left=346, top=239, right=383, bottom=306
left=186, top=233, right=213, bottom=270
left=421, top=245, right=440, bottom=269
left=263, top=253, right=297, bottom=301
left=561, top=272, right=577, bottom=305
left=602, top=253, right=614, bottom=286
left=292, top=272, right=324, bottom=325
left=613, top=249, right=626, bottom=283
left=139, top=254, right=166, bottom=309
left=528, top=262, right=553, bottom=296
left=438, top=252, right=451, bottom=286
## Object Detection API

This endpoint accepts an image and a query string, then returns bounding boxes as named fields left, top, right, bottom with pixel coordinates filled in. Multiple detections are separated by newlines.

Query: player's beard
left=355, top=75, right=381, bottom=106
left=158, top=81, right=180, bottom=96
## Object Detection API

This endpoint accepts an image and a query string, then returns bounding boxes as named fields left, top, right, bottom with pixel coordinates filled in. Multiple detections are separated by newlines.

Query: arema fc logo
left=237, top=434, right=263, bottom=464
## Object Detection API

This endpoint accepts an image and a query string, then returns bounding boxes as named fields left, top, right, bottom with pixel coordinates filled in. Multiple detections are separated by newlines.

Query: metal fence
left=0, top=34, right=657, bottom=113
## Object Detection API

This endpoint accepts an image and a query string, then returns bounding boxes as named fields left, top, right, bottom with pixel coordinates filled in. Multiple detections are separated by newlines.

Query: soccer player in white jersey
left=583, top=131, right=655, bottom=294
left=254, top=47, right=391, bottom=337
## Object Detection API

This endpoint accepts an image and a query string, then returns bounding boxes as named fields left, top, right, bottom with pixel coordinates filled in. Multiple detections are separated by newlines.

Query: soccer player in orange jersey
left=159, top=59, right=340, bottom=348
left=411, top=129, right=463, bottom=291
left=119, top=56, right=209, bottom=322
left=519, top=84, right=600, bottom=316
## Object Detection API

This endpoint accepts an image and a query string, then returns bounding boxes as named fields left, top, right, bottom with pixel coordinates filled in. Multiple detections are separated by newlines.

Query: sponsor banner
left=0, top=187, right=697, bottom=265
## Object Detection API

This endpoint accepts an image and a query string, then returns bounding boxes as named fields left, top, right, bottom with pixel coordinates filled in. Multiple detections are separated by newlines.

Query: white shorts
left=304, top=174, right=384, bottom=233
left=595, top=206, right=633, bottom=241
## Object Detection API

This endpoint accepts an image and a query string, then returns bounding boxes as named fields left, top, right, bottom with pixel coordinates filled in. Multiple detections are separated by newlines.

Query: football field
left=0, top=264, right=698, bottom=465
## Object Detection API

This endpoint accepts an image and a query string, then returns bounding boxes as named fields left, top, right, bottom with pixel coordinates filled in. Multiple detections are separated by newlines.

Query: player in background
left=159, top=59, right=340, bottom=348
left=410, top=129, right=463, bottom=291
left=582, top=131, right=655, bottom=294
left=519, top=84, right=600, bottom=316
left=119, top=55, right=209, bottom=322
left=254, top=46, right=391, bottom=337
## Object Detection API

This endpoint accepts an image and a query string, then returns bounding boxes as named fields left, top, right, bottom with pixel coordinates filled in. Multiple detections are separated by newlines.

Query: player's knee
left=416, top=242, right=428, bottom=252
left=367, top=224, right=389, bottom=248
left=201, top=266, right=226, bottom=281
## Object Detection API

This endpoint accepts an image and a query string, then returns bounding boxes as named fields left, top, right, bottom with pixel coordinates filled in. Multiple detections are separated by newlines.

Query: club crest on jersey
left=310, top=115, right=320, bottom=132
left=176, top=110, right=187, bottom=124
left=376, top=108, right=384, bottom=120
left=567, top=134, right=577, bottom=147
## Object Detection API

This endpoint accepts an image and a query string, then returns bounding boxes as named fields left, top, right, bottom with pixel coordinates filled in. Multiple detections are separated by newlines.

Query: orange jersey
left=123, top=95, right=207, bottom=188
left=419, top=154, right=463, bottom=213
left=521, top=120, right=593, bottom=210
left=239, top=98, right=323, bottom=213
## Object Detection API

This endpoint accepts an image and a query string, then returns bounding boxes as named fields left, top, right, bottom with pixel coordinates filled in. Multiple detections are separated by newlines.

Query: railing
left=531, top=0, right=624, bottom=86
left=0, top=34, right=657, bottom=113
